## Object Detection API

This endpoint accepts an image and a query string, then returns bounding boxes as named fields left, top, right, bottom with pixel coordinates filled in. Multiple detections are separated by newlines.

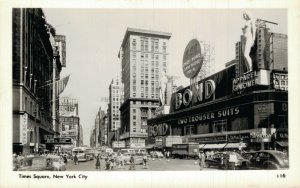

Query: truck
left=171, top=143, right=199, bottom=159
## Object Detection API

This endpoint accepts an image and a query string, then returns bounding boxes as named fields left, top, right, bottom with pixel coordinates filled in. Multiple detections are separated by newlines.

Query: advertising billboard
left=55, top=35, right=66, bottom=67
left=59, top=98, right=78, bottom=116
left=170, top=65, right=236, bottom=113
left=182, top=39, right=204, bottom=79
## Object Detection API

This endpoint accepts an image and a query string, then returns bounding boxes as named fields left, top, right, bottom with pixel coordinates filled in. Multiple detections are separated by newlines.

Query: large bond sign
left=182, top=39, right=204, bottom=78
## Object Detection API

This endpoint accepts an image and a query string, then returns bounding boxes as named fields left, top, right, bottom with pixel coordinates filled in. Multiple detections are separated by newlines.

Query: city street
left=65, top=158, right=218, bottom=171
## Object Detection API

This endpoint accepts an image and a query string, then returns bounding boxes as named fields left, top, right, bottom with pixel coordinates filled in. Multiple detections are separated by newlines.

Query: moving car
left=248, top=150, right=289, bottom=170
left=151, top=151, right=164, bottom=158
left=205, top=152, right=250, bottom=170
left=16, top=156, right=66, bottom=171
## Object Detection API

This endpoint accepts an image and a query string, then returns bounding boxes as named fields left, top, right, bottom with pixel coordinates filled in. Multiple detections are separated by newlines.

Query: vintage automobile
left=16, top=156, right=66, bottom=171
left=150, top=151, right=164, bottom=158
left=248, top=150, right=289, bottom=170
left=205, top=152, right=250, bottom=170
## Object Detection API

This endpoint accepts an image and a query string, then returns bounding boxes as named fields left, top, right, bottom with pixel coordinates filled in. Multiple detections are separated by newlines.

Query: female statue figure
left=159, top=71, right=168, bottom=105
left=242, top=11, right=256, bottom=72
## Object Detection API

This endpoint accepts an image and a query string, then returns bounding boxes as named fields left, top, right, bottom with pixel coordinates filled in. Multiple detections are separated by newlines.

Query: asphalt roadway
left=65, top=158, right=218, bottom=171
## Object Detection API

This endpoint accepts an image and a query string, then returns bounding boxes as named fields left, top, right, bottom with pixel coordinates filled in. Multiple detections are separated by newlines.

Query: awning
left=202, top=143, right=226, bottom=149
left=199, top=144, right=206, bottom=149
left=276, top=141, right=288, bottom=147
left=224, top=143, right=247, bottom=149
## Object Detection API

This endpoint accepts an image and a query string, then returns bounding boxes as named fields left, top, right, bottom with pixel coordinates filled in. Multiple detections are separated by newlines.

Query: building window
left=151, top=41, right=154, bottom=52
left=213, top=119, right=227, bottom=133
left=133, top=109, right=136, bottom=113
left=133, top=52, right=136, bottom=58
left=155, top=41, right=158, bottom=52
left=145, top=40, right=148, bottom=51
left=133, top=128, right=136, bottom=132
left=155, top=55, right=159, bottom=60
left=163, top=55, right=166, bottom=61
left=133, top=122, right=136, bottom=126
left=133, top=115, right=136, bottom=120
left=141, top=38, right=144, bottom=51
left=132, top=39, right=136, bottom=50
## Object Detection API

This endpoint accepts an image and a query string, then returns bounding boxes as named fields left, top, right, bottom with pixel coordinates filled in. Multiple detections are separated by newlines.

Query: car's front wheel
left=263, top=161, right=280, bottom=170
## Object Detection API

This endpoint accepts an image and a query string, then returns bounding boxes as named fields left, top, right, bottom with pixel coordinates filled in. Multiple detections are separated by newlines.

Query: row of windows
left=131, top=101, right=159, bottom=105
left=132, top=52, right=166, bottom=60
left=133, top=38, right=165, bottom=53
left=132, top=128, right=148, bottom=133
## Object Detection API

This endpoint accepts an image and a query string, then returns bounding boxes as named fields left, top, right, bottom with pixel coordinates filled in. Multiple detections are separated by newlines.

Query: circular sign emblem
left=182, top=39, right=204, bottom=78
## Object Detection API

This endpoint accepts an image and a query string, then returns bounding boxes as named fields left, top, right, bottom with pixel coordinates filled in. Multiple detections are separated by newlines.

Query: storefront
left=148, top=66, right=288, bottom=151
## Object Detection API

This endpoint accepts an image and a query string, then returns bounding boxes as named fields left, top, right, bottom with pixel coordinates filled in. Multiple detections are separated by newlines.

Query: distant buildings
left=107, top=75, right=124, bottom=147
left=90, top=107, right=106, bottom=147
left=118, top=28, right=172, bottom=148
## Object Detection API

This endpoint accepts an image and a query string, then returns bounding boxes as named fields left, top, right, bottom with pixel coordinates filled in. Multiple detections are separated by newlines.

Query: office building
left=118, top=28, right=172, bottom=148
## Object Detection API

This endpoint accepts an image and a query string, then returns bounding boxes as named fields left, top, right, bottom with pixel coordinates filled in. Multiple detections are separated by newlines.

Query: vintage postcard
left=1, top=0, right=300, bottom=187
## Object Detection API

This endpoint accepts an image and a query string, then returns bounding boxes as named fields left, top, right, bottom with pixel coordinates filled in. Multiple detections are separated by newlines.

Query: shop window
left=185, top=125, right=196, bottom=136
left=197, top=123, right=210, bottom=134
left=213, top=119, right=227, bottom=133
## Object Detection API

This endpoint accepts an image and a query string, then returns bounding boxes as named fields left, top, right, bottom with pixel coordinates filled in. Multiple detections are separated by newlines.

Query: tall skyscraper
left=108, top=75, right=124, bottom=131
left=118, top=28, right=171, bottom=148
left=107, top=75, right=124, bottom=146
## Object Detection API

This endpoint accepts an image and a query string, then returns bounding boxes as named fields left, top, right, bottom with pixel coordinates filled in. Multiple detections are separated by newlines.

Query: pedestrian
left=110, top=157, right=115, bottom=170
left=13, top=153, right=19, bottom=171
left=129, top=154, right=135, bottom=170
left=63, top=155, right=68, bottom=164
left=166, top=151, right=170, bottom=159
left=143, top=154, right=148, bottom=169
left=74, top=154, right=78, bottom=165
left=96, top=154, right=101, bottom=169
left=105, top=158, right=110, bottom=170
left=198, top=151, right=206, bottom=170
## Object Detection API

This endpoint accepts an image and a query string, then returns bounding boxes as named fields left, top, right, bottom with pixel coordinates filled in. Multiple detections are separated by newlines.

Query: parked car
left=17, top=156, right=66, bottom=171
left=249, top=150, right=289, bottom=170
left=205, top=152, right=250, bottom=170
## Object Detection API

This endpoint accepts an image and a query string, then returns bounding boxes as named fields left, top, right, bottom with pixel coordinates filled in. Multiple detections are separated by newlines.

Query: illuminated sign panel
left=232, top=71, right=258, bottom=92
left=20, top=113, right=28, bottom=145
left=170, top=65, right=236, bottom=112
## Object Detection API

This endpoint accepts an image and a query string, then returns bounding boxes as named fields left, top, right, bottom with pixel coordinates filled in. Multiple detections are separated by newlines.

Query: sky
left=43, top=9, right=287, bottom=146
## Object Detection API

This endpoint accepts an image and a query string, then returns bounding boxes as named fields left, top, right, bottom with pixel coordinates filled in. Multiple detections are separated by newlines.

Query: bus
left=71, top=147, right=94, bottom=162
